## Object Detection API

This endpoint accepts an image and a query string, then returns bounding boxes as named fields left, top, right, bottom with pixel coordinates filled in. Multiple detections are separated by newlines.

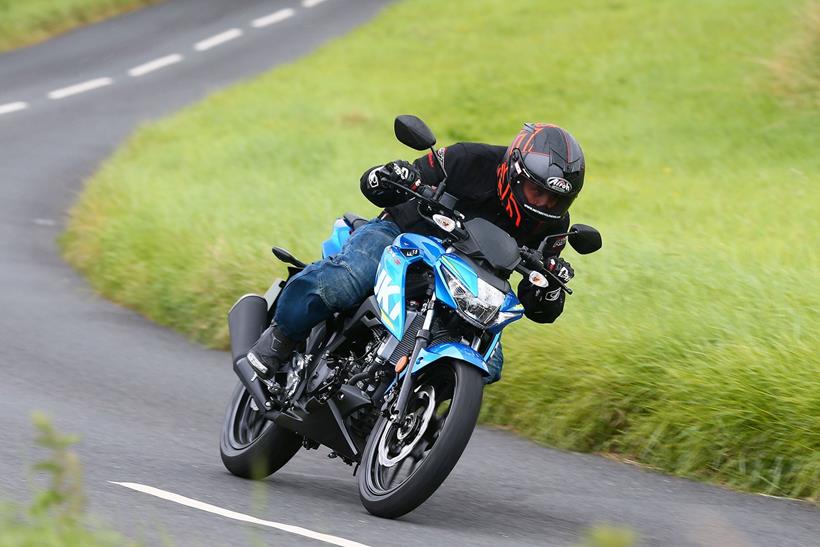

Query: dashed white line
left=194, top=28, right=243, bottom=51
left=251, top=8, right=295, bottom=28
left=10, top=8, right=305, bottom=112
left=48, top=78, right=113, bottom=99
left=110, top=482, right=370, bottom=547
left=0, top=102, right=28, bottom=115
left=302, top=0, right=329, bottom=6
left=128, top=54, right=183, bottom=77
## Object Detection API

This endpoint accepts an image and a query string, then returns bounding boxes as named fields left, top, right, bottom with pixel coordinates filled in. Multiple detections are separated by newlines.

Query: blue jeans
left=274, top=218, right=503, bottom=384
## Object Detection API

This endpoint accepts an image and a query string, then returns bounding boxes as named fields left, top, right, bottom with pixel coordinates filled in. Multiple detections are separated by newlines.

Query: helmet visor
left=511, top=171, right=576, bottom=220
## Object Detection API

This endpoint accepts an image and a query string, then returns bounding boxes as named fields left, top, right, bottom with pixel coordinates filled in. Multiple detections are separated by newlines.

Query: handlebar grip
left=417, top=184, right=435, bottom=199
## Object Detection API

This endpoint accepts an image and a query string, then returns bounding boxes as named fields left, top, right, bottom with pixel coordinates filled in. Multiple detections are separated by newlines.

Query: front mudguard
left=410, top=342, right=491, bottom=378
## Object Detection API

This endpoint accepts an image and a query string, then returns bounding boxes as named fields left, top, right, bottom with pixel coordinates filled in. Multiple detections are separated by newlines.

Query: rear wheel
left=220, top=381, right=302, bottom=479
left=358, top=360, right=483, bottom=518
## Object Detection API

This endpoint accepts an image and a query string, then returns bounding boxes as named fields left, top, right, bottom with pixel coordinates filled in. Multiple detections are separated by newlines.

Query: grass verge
left=0, top=0, right=158, bottom=52
left=62, top=0, right=819, bottom=499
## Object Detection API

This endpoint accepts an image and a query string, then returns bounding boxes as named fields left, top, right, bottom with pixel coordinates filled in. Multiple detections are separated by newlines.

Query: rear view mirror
left=394, top=115, right=436, bottom=150
left=568, top=224, right=602, bottom=254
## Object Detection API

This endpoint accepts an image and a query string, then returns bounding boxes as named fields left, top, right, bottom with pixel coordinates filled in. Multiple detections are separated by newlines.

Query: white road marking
left=0, top=102, right=28, bottom=115
left=302, top=0, right=329, bottom=7
left=110, top=482, right=371, bottom=547
left=48, top=78, right=113, bottom=99
left=128, top=54, right=183, bottom=77
left=194, top=28, right=243, bottom=51
left=252, top=8, right=295, bottom=28
left=33, top=218, right=57, bottom=226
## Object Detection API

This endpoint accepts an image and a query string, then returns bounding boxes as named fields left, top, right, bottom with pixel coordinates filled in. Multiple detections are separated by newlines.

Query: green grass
left=0, top=414, right=135, bottom=546
left=62, top=0, right=820, bottom=500
left=0, top=0, right=158, bottom=52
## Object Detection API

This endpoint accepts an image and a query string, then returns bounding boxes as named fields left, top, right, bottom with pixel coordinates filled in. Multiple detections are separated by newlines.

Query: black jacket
left=360, top=142, right=570, bottom=323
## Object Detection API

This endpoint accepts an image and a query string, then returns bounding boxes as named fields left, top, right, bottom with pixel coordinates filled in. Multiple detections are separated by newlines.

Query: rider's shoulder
left=448, top=142, right=506, bottom=157
left=443, top=143, right=506, bottom=168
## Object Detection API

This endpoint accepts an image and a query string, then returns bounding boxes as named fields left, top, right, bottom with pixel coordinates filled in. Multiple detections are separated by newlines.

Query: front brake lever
left=544, top=268, right=573, bottom=295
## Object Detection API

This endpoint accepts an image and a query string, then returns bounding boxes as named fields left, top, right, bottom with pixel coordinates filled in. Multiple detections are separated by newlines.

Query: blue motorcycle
left=220, top=116, right=602, bottom=518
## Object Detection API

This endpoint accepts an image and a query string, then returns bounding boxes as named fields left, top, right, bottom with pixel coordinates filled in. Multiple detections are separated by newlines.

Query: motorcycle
left=219, top=115, right=602, bottom=518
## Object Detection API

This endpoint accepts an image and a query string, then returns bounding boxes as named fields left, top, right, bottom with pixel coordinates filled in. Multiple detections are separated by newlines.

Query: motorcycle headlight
left=441, top=267, right=506, bottom=326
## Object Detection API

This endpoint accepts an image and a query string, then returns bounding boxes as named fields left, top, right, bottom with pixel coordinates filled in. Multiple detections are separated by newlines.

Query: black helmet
left=497, top=123, right=585, bottom=227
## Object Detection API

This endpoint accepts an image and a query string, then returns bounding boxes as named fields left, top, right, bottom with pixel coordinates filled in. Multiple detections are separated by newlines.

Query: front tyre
left=220, top=381, right=302, bottom=479
left=358, top=360, right=483, bottom=518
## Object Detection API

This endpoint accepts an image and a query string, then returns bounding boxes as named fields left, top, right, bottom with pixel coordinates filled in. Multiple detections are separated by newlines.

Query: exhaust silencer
left=227, top=294, right=269, bottom=364
left=228, top=295, right=272, bottom=411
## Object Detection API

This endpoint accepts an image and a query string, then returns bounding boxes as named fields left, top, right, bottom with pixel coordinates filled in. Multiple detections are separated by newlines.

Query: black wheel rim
left=366, top=365, right=457, bottom=495
left=228, top=388, right=271, bottom=449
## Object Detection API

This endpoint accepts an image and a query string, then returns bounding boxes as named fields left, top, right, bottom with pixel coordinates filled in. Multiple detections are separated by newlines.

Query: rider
left=245, top=122, right=585, bottom=384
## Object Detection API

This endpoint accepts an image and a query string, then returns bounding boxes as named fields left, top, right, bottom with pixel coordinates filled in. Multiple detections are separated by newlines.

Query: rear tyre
left=220, top=381, right=302, bottom=479
left=358, top=360, right=483, bottom=518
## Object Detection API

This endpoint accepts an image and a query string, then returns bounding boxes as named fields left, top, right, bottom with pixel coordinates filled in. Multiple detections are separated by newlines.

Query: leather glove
left=546, top=257, right=574, bottom=284
left=378, top=160, right=421, bottom=190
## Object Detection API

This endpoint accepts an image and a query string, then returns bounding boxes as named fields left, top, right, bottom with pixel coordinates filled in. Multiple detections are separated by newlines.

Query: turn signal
left=528, top=270, right=549, bottom=288
left=395, top=356, right=409, bottom=373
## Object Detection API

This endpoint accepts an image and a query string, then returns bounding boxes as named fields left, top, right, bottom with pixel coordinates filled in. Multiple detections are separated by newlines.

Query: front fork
left=393, top=295, right=436, bottom=421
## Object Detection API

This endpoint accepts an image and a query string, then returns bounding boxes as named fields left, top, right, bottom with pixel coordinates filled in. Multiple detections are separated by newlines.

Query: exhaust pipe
left=228, top=295, right=271, bottom=411
left=233, top=356, right=272, bottom=411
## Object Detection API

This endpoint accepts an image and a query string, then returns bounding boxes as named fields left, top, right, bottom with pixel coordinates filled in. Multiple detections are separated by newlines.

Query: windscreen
left=453, top=218, right=520, bottom=273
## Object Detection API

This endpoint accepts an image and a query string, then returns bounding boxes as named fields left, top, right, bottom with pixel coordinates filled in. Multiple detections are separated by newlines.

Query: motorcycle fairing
left=377, top=230, right=525, bottom=380
left=394, top=234, right=486, bottom=312
left=375, top=233, right=446, bottom=339
left=394, top=233, right=446, bottom=264
left=322, top=218, right=352, bottom=258
left=483, top=331, right=502, bottom=360
left=374, top=245, right=421, bottom=339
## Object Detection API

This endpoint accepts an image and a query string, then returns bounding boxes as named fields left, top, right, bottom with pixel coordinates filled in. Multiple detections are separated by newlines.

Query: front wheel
left=220, top=381, right=302, bottom=479
left=358, top=360, right=483, bottom=518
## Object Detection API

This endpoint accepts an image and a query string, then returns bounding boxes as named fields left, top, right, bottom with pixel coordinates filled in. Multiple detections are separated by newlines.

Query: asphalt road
left=0, top=1, right=818, bottom=545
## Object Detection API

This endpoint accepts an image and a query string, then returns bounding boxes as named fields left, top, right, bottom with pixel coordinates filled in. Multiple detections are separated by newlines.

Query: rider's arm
left=359, top=143, right=455, bottom=207
left=359, top=165, right=410, bottom=207
left=412, top=145, right=451, bottom=186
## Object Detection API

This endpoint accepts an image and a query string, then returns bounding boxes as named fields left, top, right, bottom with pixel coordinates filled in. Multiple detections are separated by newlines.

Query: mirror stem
left=430, top=146, right=448, bottom=199
left=537, top=228, right=577, bottom=253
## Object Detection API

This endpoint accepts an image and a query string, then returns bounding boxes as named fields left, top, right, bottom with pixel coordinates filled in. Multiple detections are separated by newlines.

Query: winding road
left=0, top=1, right=817, bottom=545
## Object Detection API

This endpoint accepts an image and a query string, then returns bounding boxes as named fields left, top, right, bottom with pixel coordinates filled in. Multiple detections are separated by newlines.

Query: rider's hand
left=546, top=257, right=574, bottom=284
left=378, top=160, right=421, bottom=191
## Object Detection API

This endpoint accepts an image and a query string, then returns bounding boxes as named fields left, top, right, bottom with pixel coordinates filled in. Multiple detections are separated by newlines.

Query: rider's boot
left=246, top=324, right=297, bottom=381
